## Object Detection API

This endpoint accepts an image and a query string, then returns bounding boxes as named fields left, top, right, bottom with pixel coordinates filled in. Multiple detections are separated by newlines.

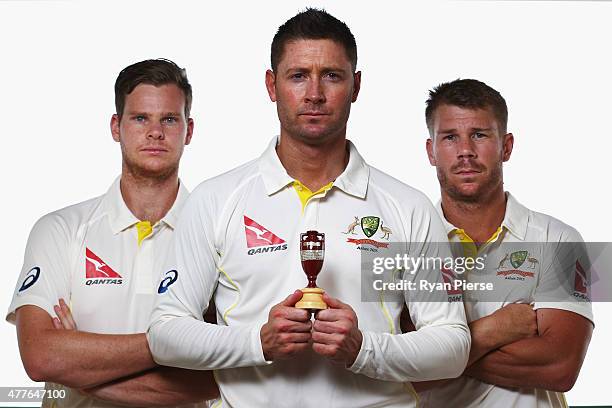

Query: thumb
left=322, top=292, right=349, bottom=310
left=280, top=290, right=304, bottom=307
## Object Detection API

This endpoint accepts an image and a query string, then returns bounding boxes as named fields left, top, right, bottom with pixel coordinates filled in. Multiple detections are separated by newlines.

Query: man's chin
left=125, top=160, right=178, bottom=181
left=293, top=127, right=344, bottom=145
left=447, top=184, right=484, bottom=202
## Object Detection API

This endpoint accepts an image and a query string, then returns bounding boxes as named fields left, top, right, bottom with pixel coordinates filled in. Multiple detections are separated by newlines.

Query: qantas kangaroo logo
left=243, top=216, right=287, bottom=255
left=85, top=248, right=122, bottom=285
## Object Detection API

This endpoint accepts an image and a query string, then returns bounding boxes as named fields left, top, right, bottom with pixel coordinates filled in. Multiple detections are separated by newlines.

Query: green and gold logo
left=360, top=216, right=380, bottom=238
left=510, top=251, right=528, bottom=268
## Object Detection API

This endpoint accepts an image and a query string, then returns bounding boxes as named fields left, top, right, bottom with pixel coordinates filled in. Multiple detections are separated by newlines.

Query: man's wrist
left=470, top=315, right=502, bottom=351
left=347, top=330, right=370, bottom=373
left=346, top=329, right=363, bottom=367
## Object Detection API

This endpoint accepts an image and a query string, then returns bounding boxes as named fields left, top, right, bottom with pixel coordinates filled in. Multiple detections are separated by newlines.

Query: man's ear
left=351, top=71, right=361, bottom=102
left=111, top=114, right=121, bottom=142
left=265, top=69, right=277, bottom=102
left=426, top=137, right=436, bottom=166
left=502, top=133, right=514, bottom=162
left=185, top=118, right=194, bottom=146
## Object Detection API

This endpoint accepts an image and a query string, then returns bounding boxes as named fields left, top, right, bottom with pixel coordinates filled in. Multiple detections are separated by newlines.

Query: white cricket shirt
left=419, top=193, right=594, bottom=408
left=147, top=136, right=471, bottom=408
left=7, top=177, right=205, bottom=408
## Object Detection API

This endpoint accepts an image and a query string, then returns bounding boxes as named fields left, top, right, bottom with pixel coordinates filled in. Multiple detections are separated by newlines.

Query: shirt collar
left=161, top=181, right=190, bottom=229
left=436, top=192, right=529, bottom=240
left=502, top=192, right=529, bottom=240
left=105, top=176, right=190, bottom=234
left=435, top=200, right=458, bottom=235
left=258, top=135, right=369, bottom=199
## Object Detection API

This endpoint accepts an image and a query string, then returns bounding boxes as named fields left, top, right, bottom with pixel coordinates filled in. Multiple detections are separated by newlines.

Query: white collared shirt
left=7, top=177, right=202, bottom=408
left=148, top=136, right=470, bottom=408
left=419, top=193, right=593, bottom=408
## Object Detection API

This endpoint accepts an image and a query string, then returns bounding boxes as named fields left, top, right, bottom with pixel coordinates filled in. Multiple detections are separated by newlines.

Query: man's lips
left=141, top=147, right=168, bottom=154
left=453, top=168, right=482, bottom=176
left=299, top=112, right=328, bottom=116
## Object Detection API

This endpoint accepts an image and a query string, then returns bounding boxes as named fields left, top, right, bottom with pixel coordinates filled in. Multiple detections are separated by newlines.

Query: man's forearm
left=20, top=329, right=155, bottom=388
left=467, top=315, right=512, bottom=367
left=147, top=316, right=268, bottom=370
left=85, top=366, right=219, bottom=407
left=17, top=305, right=156, bottom=388
left=348, top=324, right=470, bottom=382
left=465, top=336, right=577, bottom=392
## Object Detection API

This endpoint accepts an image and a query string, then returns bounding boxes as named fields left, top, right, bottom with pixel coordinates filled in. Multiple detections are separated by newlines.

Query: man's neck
left=441, top=188, right=507, bottom=243
left=119, top=169, right=179, bottom=224
left=276, top=133, right=349, bottom=192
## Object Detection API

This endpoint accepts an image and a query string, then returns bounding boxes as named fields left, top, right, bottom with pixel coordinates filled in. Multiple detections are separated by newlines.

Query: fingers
left=52, top=317, right=62, bottom=330
left=53, top=298, right=77, bottom=330
left=322, top=293, right=350, bottom=310
left=280, top=290, right=305, bottom=307
left=270, top=318, right=312, bottom=333
left=316, top=308, right=357, bottom=325
left=261, top=291, right=316, bottom=361
left=59, top=299, right=77, bottom=328
left=278, top=332, right=313, bottom=344
left=271, top=305, right=310, bottom=323
left=312, top=331, right=344, bottom=345
left=311, top=342, right=339, bottom=357
left=279, top=342, right=311, bottom=355
left=313, top=319, right=352, bottom=335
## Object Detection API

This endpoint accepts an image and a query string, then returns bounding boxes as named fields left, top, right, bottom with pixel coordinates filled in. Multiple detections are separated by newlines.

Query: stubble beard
left=438, top=163, right=504, bottom=204
left=122, top=150, right=180, bottom=184
left=278, top=102, right=351, bottom=147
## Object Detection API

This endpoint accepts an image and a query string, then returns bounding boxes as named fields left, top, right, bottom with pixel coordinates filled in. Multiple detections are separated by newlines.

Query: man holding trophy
left=147, top=9, right=470, bottom=407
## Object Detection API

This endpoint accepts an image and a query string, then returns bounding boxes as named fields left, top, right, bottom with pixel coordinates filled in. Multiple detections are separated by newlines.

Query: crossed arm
left=16, top=303, right=218, bottom=406
left=413, top=304, right=593, bottom=393
left=465, top=307, right=593, bottom=392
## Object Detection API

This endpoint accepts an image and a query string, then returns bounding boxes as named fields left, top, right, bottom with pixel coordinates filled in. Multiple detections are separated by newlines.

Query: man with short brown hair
left=7, top=59, right=218, bottom=407
left=147, top=9, right=470, bottom=408
left=418, top=78, right=594, bottom=407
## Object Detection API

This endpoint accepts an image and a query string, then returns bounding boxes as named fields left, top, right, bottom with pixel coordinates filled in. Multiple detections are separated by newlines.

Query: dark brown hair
left=114, top=58, right=192, bottom=118
left=271, top=8, right=357, bottom=72
left=425, top=79, right=508, bottom=135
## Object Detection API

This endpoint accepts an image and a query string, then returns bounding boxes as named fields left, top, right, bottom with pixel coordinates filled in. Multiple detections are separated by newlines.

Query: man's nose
left=304, top=78, right=326, bottom=104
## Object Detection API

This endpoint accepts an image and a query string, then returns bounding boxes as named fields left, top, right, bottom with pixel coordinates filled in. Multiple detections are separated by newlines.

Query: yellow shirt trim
left=292, top=181, right=333, bottom=212
left=136, top=221, right=153, bottom=246
left=451, top=227, right=503, bottom=261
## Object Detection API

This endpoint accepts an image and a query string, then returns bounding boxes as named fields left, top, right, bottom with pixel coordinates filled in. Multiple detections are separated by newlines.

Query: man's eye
left=443, top=135, right=456, bottom=141
left=326, top=72, right=340, bottom=80
left=163, top=117, right=177, bottom=124
left=473, top=132, right=487, bottom=139
left=134, top=115, right=146, bottom=122
left=291, top=73, right=305, bottom=80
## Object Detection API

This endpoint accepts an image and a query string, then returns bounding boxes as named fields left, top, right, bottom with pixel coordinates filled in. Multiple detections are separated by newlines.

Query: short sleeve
left=533, top=226, right=593, bottom=324
left=6, top=214, right=72, bottom=324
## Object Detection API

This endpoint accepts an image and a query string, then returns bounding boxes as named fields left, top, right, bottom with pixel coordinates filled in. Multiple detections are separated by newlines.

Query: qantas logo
left=574, top=260, right=588, bottom=296
left=441, top=267, right=462, bottom=296
left=85, top=248, right=123, bottom=286
left=244, top=215, right=287, bottom=255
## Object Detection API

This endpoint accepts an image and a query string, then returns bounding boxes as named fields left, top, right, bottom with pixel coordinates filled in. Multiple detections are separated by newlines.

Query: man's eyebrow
left=283, top=65, right=349, bottom=74
left=437, top=127, right=494, bottom=134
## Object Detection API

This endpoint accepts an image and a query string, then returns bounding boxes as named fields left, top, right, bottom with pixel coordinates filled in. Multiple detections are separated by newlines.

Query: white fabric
left=148, top=136, right=470, bottom=408
left=7, top=177, right=203, bottom=408
left=419, top=193, right=594, bottom=408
